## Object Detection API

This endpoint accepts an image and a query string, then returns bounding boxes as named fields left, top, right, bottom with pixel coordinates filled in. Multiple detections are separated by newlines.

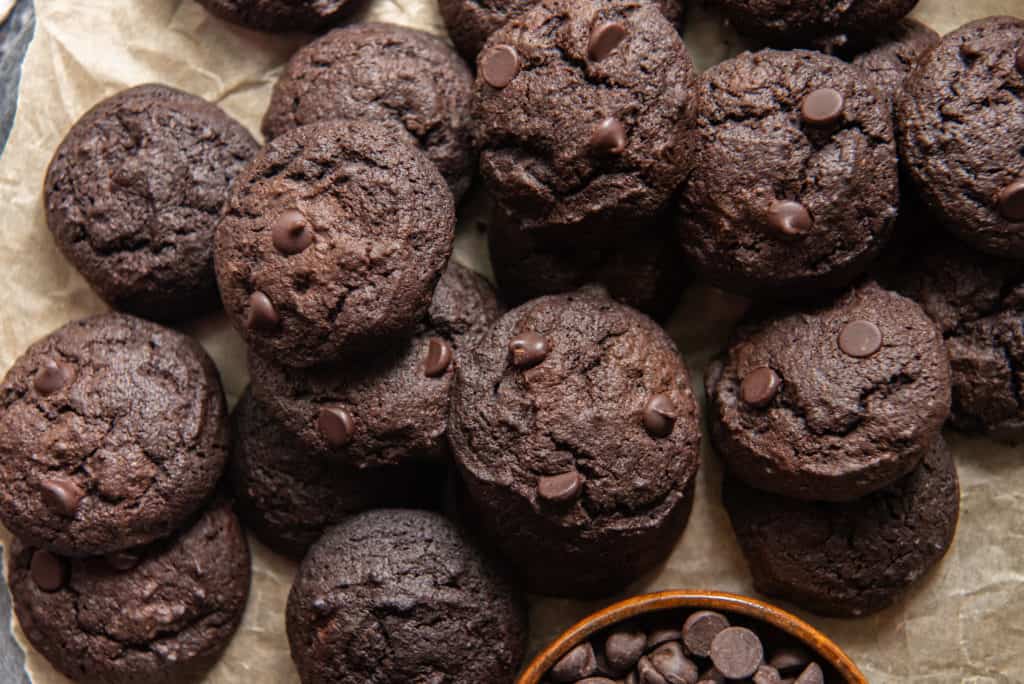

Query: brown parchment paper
left=1, top=1, right=1023, bottom=682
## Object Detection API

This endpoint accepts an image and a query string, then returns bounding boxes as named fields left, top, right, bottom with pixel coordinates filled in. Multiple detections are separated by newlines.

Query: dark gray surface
left=0, top=0, right=34, bottom=154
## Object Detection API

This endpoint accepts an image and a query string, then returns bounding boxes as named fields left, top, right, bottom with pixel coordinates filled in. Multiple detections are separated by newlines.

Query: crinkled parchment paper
left=1, top=1, right=1022, bottom=682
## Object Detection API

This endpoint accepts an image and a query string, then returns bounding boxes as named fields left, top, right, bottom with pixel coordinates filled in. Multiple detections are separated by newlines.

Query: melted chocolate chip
left=481, top=45, right=521, bottom=88
left=997, top=179, right=1024, bottom=221
left=509, top=331, right=549, bottom=369
left=39, top=477, right=84, bottom=517
left=31, top=550, right=69, bottom=592
left=767, top=200, right=812, bottom=238
left=642, top=393, right=677, bottom=437
left=423, top=337, right=454, bottom=377
left=838, top=320, right=882, bottom=358
left=740, top=367, right=781, bottom=408
left=318, top=406, right=355, bottom=447
left=710, top=627, right=763, bottom=680
left=246, top=291, right=279, bottom=330
left=33, top=358, right=71, bottom=395
left=801, top=88, right=844, bottom=127
left=591, top=117, right=627, bottom=155
left=537, top=471, right=583, bottom=504
left=588, top=21, right=627, bottom=62
left=272, top=208, right=314, bottom=255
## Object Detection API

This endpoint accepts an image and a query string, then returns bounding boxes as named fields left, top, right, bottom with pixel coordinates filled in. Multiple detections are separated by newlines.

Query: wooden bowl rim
left=517, top=589, right=867, bottom=683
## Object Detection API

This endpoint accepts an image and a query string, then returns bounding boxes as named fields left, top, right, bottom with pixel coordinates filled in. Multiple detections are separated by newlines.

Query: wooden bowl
left=518, top=590, right=867, bottom=683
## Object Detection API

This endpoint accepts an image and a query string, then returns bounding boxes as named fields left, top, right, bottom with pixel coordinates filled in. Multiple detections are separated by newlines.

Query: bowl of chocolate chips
left=520, top=590, right=866, bottom=684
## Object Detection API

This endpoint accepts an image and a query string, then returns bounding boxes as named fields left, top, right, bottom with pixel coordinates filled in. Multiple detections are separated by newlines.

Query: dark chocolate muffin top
left=196, top=0, right=355, bottom=32
left=44, top=84, right=257, bottom=322
left=262, top=23, right=476, bottom=201
left=849, top=18, right=940, bottom=102
left=725, top=436, right=959, bottom=617
left=677, top=49, right=898, bottom=298
left=0, top=313, right=228, bottom=556
left=9, top=500, right=250, bottom=684
left=472, top=0, right=699, bottom=240
left=286, top=509, right=528, bottom=684
left=706, top=282, right=951, bottom=502
left=214, top=120, right=455, bottom=368
left=897, top=16, right=1024, bottom=258
left=717, top=0, right=919, bottom=47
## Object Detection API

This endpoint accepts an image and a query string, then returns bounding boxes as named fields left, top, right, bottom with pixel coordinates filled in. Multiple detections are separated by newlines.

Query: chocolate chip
left=31, top=550, right=68, bottom=592
left=997, top=178, right=1024, bottom=221
left=509, top=331, right=549, bottom=368
left=537, top=471, right=583, bottom=504
left=272, top=208, right=314, bottom=255
left=33, top=358, right=71, bottom=395
left=591, top=117, right=627, bottom=155
left=1016, top=44, right=1024, bottom=73
left=642, top=393, right=677, bottom=437
left=423, top=337, right=453, bottom=377
left=960, top=41, right=982, bottom=58
left=480, top=45, right=520, bottom=88
left=317, top=406, right=354, bottom=447
left=683, top=610, right=730, bottom=658
left=646, top=628, right=682, bottom=652
left=106, top=550, right=142, bottom=571
left=838, top=319, right=882, bottom=358
left=794, top=662, right=824, bottom=684
left=710, top=627, right=763, bottom=680
left=754, top=664, right=783, bottom=684
left=588, top=21, right=628, bottom=61
left=550, top=642, right=597, bottom=682
left=39, top=477, right=84, bottom=517
left=606, top=628, right=647, bottom=672
left=246, top=291, right=279, bottom=330
left=768, top=647, right=811, bottom=674
left=767, top=200, right=812, bottom=238
left=801, top=88, right=844, bottom=126
left=740, top=367, right=781, bottom=408
left=698, top=668, right=726, bottom=684
left=648, top=641, right=698, bottom=684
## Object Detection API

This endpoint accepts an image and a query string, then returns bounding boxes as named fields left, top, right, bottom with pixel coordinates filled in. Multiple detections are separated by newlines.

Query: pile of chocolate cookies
left=2, top=0, right=1023, bottom=682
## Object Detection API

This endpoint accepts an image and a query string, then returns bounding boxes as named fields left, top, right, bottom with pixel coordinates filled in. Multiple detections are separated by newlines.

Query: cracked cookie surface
left=717, top=0, right=918, bottom=47
left=196, top=0, right=354, bottom=31
left=677, top=49, right=898, bottom=298
left=706, top=282, right=951, bottom=502
left=262, top=23, right=476, bottom=201
left=897, top=16, right=1024, bottom=258
left=8, top=500, right=250, bottom=684
left=848, top=19, right=939, bottom=103
left=44, top=84, right=258, bottom=322
left=449, top=288, right=701, bottom=596
left=724, top=436, right=959, bottom=617
left=214, top=120, right=455, bottom=368
left=286, top=509, right=528, bottom=684
left=472, top=0, right=698, bottom=241
left=0, top=313, right=228, bottom=556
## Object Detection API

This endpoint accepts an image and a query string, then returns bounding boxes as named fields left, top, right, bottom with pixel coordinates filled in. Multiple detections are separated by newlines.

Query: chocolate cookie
left=262, top=23, right=476, bottom=201
left=881, top=234, right=1024, bottom=442
left=196, top=0, right=355, bottom=32
left=248, top=261, right=500, bottom=468
left=8, top=500, right=250, bottom=683
left=44, top=84, right=258, bottom=322
left=705, top=282, right=951, bottom=502
left=677, top=49, right=898, bottom=298
left=725, top=437, right=959, bottom=617
left=228, top=389, right=444, bottom=557
left=717, top=0, right=919, bottom=48
left=848, top=19, right=939, bottom=102
left=897, top=16, right=1024, bottom=258
left=472, top=0, right=699, bottom=241
left=286, top=509, right=528, bottom=684
left=449, top=289, right=701, bottom=596
left=214, top=120, right=455, bottom=368
left=0, top=313, right=228, bottom=556
left=488, top=207, right=685, bottom=321
left=439, top=0, right=685, bottom=60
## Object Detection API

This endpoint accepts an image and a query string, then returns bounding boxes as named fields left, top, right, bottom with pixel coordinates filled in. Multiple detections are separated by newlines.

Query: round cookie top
left=881, top=235, right=1024, bottom=442
left=897, top=16, right=1024, bottom=258
left=439, top=0, right=685, bottom=60
left=850, top=18, right=940, bottom=102
left=706, top=282, right=951, bottom=502
left=196, top=0, right=353, bottom=32
left=286, top=509, right=528, bottom=684
left=9, top=500, right=250, bottom=684
left=214, top=120, right=455, bottom=368
left=247, top=261, right=501, bottom=468
left=228, top=389, right=443, bottom=557
left=449, top=288, right=701, bottom=537
left=44, top=84, right=258, bottom=322
left=472, top=0, right=698, bottom=239
left=717, top=0, right=919, bottom=47
left=488, top=207, right=685, bottom=321
left=677, top=49, right=898, bottom=298
left=724, top=437, right=959, bottom=617
left=0, top=313, right=228, bottom=556
left=262, top=23, right=476, bottom=201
